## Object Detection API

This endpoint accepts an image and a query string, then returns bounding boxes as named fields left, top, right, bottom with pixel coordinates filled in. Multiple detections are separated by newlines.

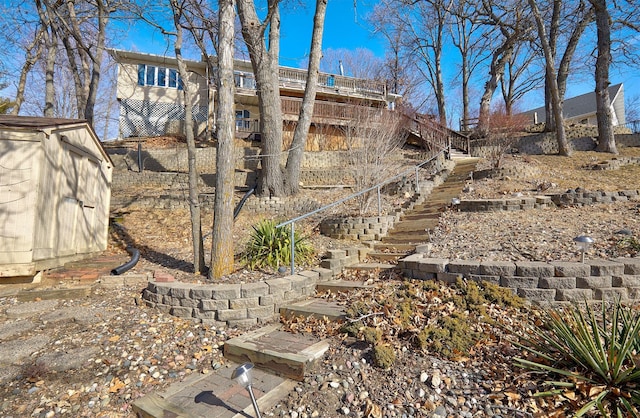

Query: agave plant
left=514, top=300, right=640, bottom=417
left=243, top=219, right=314, bottom=270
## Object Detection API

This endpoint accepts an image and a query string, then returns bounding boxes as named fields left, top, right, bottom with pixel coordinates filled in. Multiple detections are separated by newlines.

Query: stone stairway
left=368, top=157, right=478, bottom=261
left=132, top=157, right=479, bottom=417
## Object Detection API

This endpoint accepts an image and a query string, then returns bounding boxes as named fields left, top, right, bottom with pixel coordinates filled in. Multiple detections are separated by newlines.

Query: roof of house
left=521, top=83, right=624, bottom=121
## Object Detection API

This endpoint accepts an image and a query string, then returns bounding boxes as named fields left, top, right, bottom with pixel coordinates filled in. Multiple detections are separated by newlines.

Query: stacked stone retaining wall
left=142, top=267, right=334, bottom=328
left=398, top=255, right=640, bottom=304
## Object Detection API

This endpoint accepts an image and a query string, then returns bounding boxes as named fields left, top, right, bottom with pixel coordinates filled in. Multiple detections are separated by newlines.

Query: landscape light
left=451, top=197, right=460, bottom=206
left=573, top=235, right=594, bottom=263
left=231, top=362, right=262, bottom=418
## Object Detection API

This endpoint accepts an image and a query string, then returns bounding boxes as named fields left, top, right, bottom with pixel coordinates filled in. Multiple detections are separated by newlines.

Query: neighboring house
left=0, top=116, right=113, bottom=280
left=110, top=50, right=402, bottom=149
left=520, top=83, right=626, bottom=126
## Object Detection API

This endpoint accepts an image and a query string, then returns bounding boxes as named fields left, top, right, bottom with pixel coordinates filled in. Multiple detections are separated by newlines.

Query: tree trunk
left=478, top=41, right=514, bottom=133
left=171, top=0, right=205, bottom=273
left=11, top=29, right=44, bottom=115
left=590, top=0, right=617, bottom=154
left=237, top=0, right=285, bottom=197
left=284, top=0, right=327, bottom=195
left=36, top=0, right=57, bottom=117
left=528, top=0, right=570, bottom=155
left=209, top=0, right=236, bottom=279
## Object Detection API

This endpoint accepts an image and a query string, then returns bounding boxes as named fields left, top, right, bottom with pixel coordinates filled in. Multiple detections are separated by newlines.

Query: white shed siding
left=0, top=136, right=40, bottom=263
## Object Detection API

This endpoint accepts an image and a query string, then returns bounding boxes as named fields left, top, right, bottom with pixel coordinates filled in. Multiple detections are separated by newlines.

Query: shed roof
left=0, top=115, right=113, bottom=166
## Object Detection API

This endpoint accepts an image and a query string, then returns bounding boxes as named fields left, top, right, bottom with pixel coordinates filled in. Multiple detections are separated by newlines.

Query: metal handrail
left=277, top=148, right=448, bottom=275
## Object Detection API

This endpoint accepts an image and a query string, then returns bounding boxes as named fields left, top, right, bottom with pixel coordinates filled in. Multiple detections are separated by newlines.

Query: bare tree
left=209, top=0, right=236, bottom=279
left=450, top=0, right=489, bottom=130
left=500, top=40, right=542, bottom=115
left=236, top=0, right=284, bottom=196
left=343, top=107, right=408, bottom=214
left=476, top=0, right=530, bottom=133
left=168, top=0, right=206, bottom=273
left=528, top=0, right=570, bottom=155
left=589, top=0, right=616, bottom=154
left=481, top=104, right=528, bottom=168
left=372, top=0, right=451, bottom=126
left=284, top=0, right=327, bottom=195
left=10, top=28, right=44, bottom=116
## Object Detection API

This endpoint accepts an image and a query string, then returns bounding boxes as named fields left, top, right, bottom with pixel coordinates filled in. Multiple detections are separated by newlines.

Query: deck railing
left=233, top=69, right=387, bottom=101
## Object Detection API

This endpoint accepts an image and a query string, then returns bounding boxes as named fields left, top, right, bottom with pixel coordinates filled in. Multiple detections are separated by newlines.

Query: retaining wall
left=142, top=267, right=334, bottom=328
left=398, top=255, right=640, bottom=304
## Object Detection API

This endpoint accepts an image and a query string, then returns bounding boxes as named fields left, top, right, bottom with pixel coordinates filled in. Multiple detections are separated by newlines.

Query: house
left=110, top=50, right=403, bottom=150
left=0, top=116, right=113, bottom=279
left=520, top=83, right=626, bottom=126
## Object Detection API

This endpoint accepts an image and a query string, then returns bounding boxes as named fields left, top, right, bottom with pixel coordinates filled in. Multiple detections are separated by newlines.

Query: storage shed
left=0, top=116, right=113, bottom=279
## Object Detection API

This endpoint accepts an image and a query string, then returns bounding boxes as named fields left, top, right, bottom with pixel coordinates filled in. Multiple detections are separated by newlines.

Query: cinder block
left=516, top=262, right=555, bottom=278
left=266, top=278, right=292, bottom=294
left=436, top=272, right=462, bottom=284
left=412, top=271, right=436, bottom=281
left=312, top=267, right=334, bottom=280
left=247, top=305, right=276, bottom=319
left=180, top=298, right=199, bottom=308
left=320, top=258, right=342, bottom=272
left=217, top=308, right=248, bottom=321
left=170, top=306, right=193, bottom=318
left=168, top=283, right=192, bottom=299
left=190, top=286, right=214, bottom=299
left=611, top=258, right=640, bottom=275
left=556, top=288, right=593, bottom=302
left=538, top=277, right=576, bottom=289
left=468, top=275, right=500, bottom=285
left=326, top=249, right=347, bottom=259
left=586, top=260, right=625, bottom=276
left=480, top=261, right=516, bottom=277
left=230, top=298, right=259, bottom=309
left=628, top=288, right=640, bottom=299
left=200, top=299, right=229, bottom=311
left=612, top=275, right=640, bottom=288
left=417, top=258, right=449, bottom=273
left=241, top=282, right=269, bottom=298
left=143, top=289, right=162, bottom=303
left=595, top=288, right=628, bottom=301
left=211, top=284, right=241, bottom=300
left=517, top=288, right=556, bottom=301
left=227, top=318, right=258, bottom=328
left=448, top=260, right=480, bottom=275
left=501, top=276, right=539, bottom=289
left=576, top=276, right=612, bottom=289
left=551, top=262, right=591, bottom=277
left=399, top=254, right=424, bottom=271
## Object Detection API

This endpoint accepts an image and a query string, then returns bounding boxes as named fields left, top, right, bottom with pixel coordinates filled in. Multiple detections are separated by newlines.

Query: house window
left=158, top=67, right=167, bottom=87
left=236, top=109, right=251, bottom=130
left=137, top=64, right=183, bottom=90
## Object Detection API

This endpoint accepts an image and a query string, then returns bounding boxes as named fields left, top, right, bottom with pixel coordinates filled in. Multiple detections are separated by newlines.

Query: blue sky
left=119, top=0, right=639, bottom=125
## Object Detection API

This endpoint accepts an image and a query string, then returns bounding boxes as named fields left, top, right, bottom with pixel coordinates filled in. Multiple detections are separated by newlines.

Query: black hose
left=111, top=246, right=140, bottom=275
left=234, top=184, right=257, bottom=219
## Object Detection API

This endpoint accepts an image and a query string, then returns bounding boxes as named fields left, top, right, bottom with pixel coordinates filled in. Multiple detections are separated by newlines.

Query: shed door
left=56, top=143, right=102, bottom=256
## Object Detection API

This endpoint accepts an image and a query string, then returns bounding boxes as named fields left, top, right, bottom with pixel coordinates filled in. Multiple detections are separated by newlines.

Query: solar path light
left=573, top=235, right=594, bottom=263
left=231, top=362, right=262, bottom=418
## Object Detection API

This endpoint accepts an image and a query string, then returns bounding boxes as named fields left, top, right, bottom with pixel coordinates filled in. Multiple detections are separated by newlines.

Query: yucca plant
left=513, top=300, right=640, bottom=417
left=243, top=219, right=314, bottom=270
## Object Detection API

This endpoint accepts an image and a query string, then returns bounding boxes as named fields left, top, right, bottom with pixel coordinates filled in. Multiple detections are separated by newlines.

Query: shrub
left=243, top=219, right=314, bottom=269
left=514, top=300, right=640, bottom=416
left=372, top=345, right=396, bottom=369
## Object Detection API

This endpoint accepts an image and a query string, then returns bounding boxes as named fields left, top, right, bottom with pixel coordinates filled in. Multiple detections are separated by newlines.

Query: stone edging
left=398, top=255, right=640, bottom=304
left=458, top=190, right=639, bottom=212
left=141, top=267, right=334, bottom=328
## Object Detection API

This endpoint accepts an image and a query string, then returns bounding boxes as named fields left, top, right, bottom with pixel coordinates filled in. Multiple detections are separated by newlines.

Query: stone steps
left=316, top=280, right=376, bottom=294
left=279, top=299, right=347, bottom=322
left=223, top=324, right=330, bottom=382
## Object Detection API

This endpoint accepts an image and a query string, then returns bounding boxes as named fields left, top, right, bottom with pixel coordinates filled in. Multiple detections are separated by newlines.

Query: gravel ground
left=1, top=148, right=639, bottom=417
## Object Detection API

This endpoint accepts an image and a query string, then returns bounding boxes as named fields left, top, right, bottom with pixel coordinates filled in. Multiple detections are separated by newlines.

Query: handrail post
left=377, top=185, right=382, bottom=216
left=290, top=222, right=296, bottom=275
left=415, top=166, right=420, bottom=193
